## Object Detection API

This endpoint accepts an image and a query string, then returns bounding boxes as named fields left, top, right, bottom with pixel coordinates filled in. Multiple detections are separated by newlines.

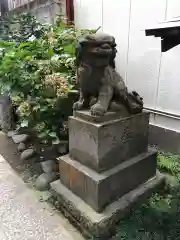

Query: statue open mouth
left=89, top=47, right=112, bottom=56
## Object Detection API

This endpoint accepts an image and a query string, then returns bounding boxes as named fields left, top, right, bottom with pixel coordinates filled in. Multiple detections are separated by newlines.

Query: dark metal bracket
left=145, top=19, right=180, bottom=52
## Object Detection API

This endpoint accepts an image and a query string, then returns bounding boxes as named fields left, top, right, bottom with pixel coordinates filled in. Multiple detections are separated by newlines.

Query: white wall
left=74, top=0, right=180, bottom=133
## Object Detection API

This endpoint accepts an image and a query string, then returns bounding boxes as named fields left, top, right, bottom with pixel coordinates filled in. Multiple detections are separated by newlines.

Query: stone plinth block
left=59, top=149, right=157, bottom=212
left=51, top=172, right=164, bottom=240
left=69, top=111, right=149, bottom=172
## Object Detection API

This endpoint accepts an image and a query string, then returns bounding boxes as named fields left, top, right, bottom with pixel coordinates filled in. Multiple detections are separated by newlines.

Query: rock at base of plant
left=20, top=148, right=35, bottom=161
left=35, top=172, right=58, bottom=191
left=40, top=160, right=58, bottom=173
left=12, top=134, right=29, bottom=144
left=17, top=142, right=26, bottom=152
left=7, top=130, right=17, bottom=138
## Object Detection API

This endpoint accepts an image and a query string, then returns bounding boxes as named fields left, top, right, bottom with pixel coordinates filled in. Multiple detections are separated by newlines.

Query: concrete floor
left=0, top=132, right=84, bottom=240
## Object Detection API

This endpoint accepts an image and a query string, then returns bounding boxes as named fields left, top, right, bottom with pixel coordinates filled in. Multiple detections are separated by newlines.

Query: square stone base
left=59, top=149, right=157, bottom=212
left=50, top=172, right=164, bottom=239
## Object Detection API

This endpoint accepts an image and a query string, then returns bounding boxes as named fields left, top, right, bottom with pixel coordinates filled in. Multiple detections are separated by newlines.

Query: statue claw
left=73, top=101, right=84, bottom=111
left=91, top=103, right=106, bottom=116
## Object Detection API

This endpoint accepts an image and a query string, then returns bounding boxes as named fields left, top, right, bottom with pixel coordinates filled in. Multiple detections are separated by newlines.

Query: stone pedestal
left=51, top=111, right=164, bottom=239
left=69, top=111, right=149, bottom=172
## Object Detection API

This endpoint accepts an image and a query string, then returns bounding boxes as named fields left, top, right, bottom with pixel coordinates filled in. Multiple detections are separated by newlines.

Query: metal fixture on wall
left=145, top=19, right=180, bottom=52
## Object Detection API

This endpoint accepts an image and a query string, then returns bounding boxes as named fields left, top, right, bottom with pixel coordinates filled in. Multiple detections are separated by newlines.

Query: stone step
left=51, top=171, right=164, bottom=240
left=69, top=111, right=149, bottom=172
left=58, top=149, right=157, bottom=212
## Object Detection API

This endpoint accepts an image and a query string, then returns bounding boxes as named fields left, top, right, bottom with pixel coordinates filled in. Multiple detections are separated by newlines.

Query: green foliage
left=0, top=13, right=98, bottom=144
left=0, top=12, right=47, bottom=42
left=114, top=153, right=180, bottom=240
left=157, top=152, right=180, bottom=176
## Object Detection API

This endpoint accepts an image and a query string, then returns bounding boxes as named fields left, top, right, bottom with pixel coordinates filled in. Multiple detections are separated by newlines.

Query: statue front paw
left=73, top=101, right=84, bottom=111
left=91, top=103, right=106, bottom=116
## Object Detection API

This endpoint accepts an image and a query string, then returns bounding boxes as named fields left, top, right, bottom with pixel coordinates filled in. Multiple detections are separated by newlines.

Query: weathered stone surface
left=12, top=134, right=29, bottom=144
left=74, top=110, right=129, bottom=123
left=69, top=112, right=149, bottom=172
left=51, top=172, right=164, bottom=240
left=36, top=172, right=58, bottom=191
left=40, top=160, right=58, bottom=173
left=17, top=142, right=26, bottom=152
left=0, top=95, right=14, bottom=133
left=7, top=130, right=17, bottom=138
left=59, top=149, right=157, bottom=212
left=20, top=148, right=35, bottom=161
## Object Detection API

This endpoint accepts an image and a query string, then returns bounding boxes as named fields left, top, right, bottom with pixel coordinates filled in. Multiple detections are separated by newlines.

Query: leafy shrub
left=157, top=152, right=180, bottom=176
left=0, top=13, right=97, bottom=144
left=0, top=12, right=47, bottom=42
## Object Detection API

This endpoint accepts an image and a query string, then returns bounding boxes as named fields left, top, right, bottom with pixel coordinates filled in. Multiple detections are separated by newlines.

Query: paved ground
left=0, top=132, right=84, bottom=240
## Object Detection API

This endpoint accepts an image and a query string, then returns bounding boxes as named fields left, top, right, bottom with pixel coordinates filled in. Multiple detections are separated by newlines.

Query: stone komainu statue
left=73, top=33, right=143, bottom=116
